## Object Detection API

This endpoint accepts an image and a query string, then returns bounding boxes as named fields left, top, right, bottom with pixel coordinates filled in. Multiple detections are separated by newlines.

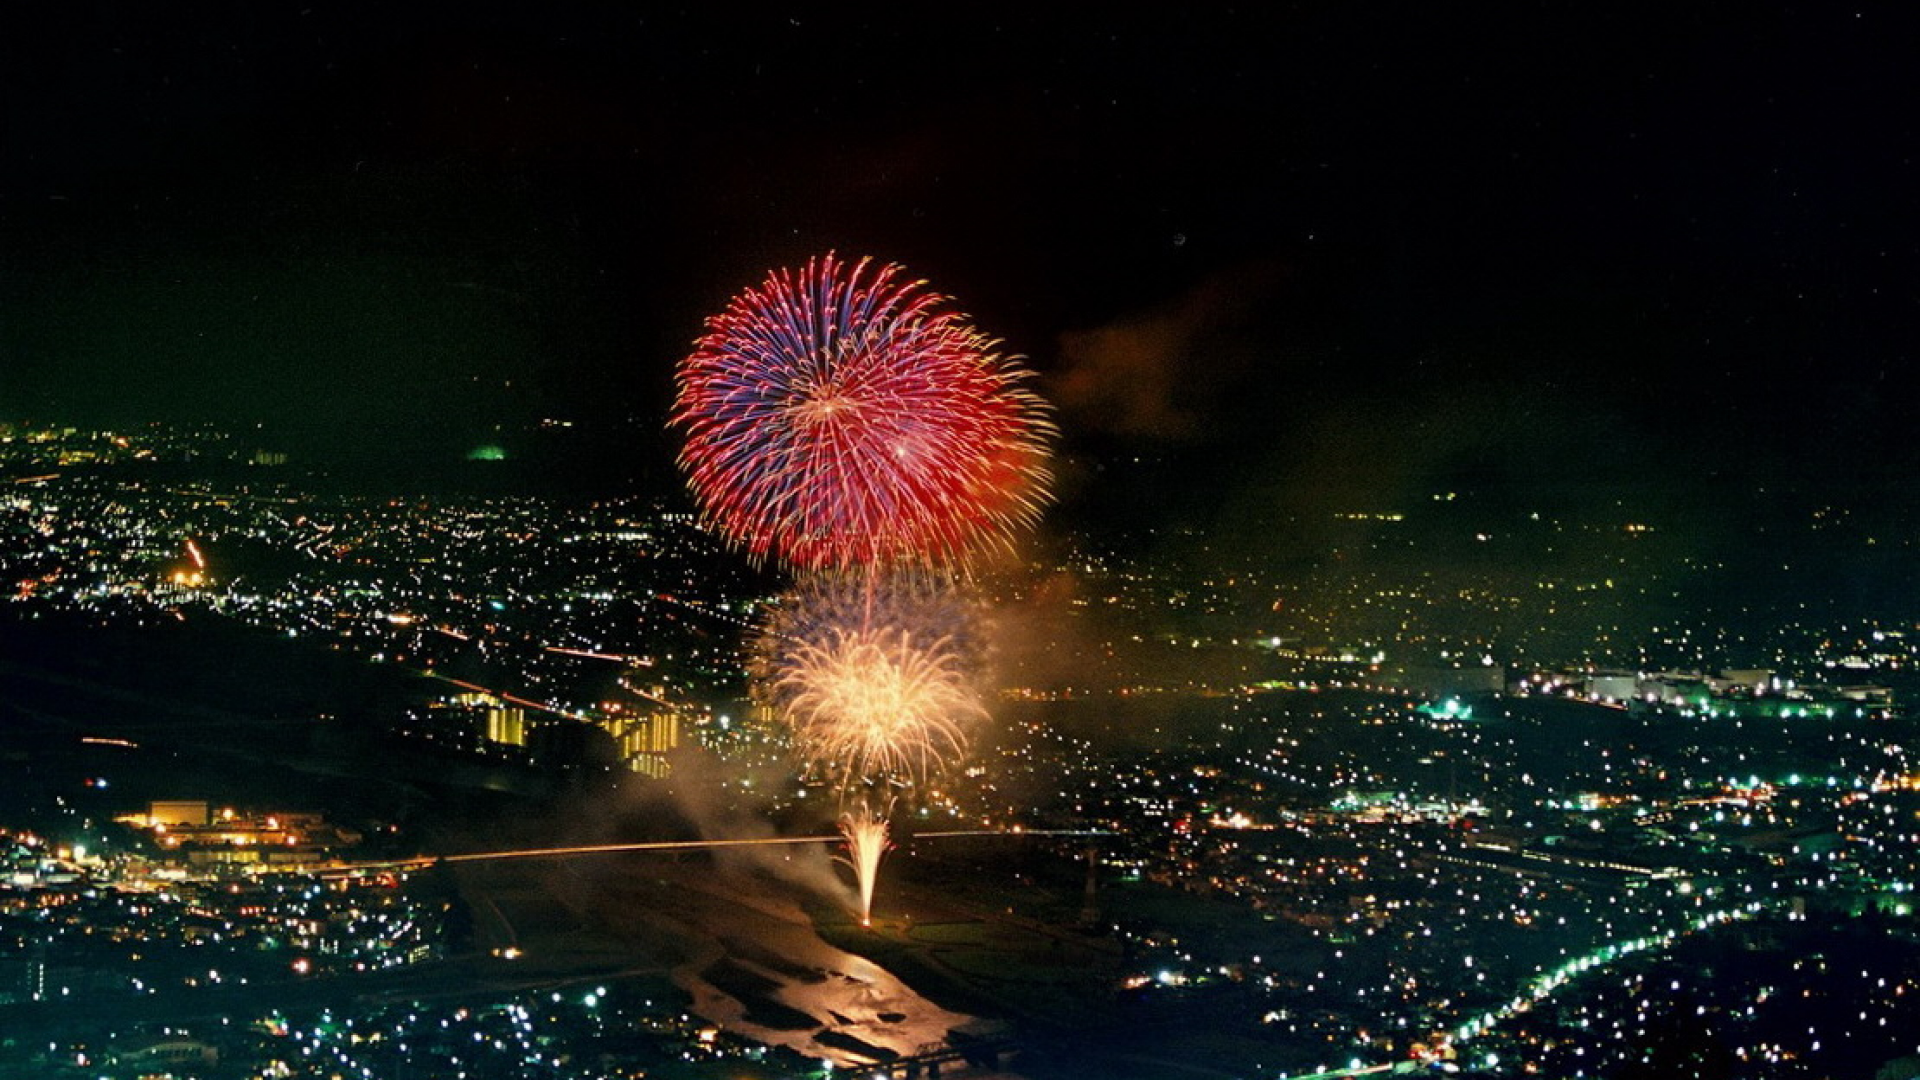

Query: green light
left=468, top=444, right=508, bottom=461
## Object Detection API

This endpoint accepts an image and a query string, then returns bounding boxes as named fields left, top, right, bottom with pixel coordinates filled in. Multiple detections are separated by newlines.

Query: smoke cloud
left=663, top=742, right=856, bottom=911
left=1050, top=263, right=1282, bottom=440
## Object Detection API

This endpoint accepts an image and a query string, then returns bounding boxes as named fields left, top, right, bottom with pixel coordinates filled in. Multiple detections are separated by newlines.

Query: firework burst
left=673, top=253, right=1053, bottom=570
left=775, top=624, right=983, bottom=788
left=755, top=568, right=987, bottom=687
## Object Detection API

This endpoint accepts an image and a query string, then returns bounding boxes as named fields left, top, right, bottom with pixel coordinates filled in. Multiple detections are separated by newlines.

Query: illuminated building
left=119, top=804, right=358, bottom=869
left=114, top=1039, right=218, bottom=1071
left=0, top=949, right=46, bottom=1004
left=1584, top=668, right=1637, bottom=702
left=599, top=710, right=683, bottom=777
left=444, top=691, right=530, bottom=748
left=147, top=800, right=210, bottom=828
left=486, top=705, right=528, bottom=747
left=1720, top=668, right=1776, bottom=694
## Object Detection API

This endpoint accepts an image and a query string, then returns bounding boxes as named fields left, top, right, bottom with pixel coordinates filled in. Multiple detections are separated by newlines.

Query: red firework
left=672, top=254, right=1053, bottom=570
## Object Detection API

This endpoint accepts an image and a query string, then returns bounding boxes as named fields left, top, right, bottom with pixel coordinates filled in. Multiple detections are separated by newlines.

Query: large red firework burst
left=672, top=254, right=1053, bottom=570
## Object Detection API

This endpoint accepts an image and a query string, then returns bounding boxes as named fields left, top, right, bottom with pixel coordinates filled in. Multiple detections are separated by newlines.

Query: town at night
left=4, top=5, right=1920, bottom=1079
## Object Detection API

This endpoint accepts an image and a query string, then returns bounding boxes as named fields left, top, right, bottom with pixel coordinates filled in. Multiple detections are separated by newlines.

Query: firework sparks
left=673, top=253, right=1053, bottom=570
left=776, top=625, right=983, bottom=788
left=838, top=801, right=891, bottom=927
left=756, top=568, right=986, bottom=688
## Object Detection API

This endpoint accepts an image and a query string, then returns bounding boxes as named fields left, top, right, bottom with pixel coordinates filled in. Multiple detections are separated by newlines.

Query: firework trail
left=673, top=253, right=1054, bottom=571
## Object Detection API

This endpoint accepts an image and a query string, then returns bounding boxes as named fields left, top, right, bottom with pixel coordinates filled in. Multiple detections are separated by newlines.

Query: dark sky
left=3, top=4, right=1917, bottom=520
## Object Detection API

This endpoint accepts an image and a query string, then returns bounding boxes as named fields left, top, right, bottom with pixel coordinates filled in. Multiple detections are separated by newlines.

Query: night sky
left=4, top=4, right=1917, bottom=525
